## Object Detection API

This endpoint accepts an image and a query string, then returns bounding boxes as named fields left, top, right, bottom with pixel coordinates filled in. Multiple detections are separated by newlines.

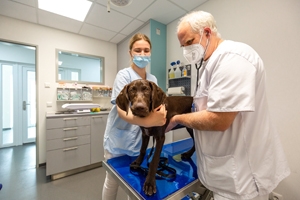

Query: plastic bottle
left=174, top=60, right=181, bottom=78
left=168, top=62, right=175, bottom=79
left=182, top=64, right=187, bottom=77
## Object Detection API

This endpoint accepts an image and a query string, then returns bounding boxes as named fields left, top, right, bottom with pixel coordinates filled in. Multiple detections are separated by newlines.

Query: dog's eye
left=129, top=86, right=137, bottom=92
left=141, top=86, right=149, bottom=92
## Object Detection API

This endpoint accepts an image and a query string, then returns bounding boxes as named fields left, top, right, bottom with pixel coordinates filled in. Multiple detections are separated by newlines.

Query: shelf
left=168, top=76, right=191, bottom=80
left=57, top=87, right=93, bottom=101
left=92, top=87, right=112, bottom=98
left=56, top=85, right=113, bottom=102
left=168, top=76, right=191, bottom=96
left=92, top=96, right=111, bottom=98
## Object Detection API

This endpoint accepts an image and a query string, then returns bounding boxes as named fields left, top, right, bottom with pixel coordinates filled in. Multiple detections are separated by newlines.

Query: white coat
left=193, top=40, right=290, bottom=199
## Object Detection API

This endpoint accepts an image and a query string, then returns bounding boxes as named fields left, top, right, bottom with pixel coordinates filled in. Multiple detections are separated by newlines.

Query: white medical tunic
left=103, top=67, right=157, bottom=156
left=193, top=40, right=290, bottom=199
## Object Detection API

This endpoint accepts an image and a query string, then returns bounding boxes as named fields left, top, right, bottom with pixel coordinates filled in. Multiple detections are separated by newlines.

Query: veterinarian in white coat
left=102, top=33, right=167, bottom=200
left=166, top=11, right=290, bottom=200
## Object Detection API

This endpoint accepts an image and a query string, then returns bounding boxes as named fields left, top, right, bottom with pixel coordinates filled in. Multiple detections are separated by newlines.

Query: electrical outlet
left=271, top=192, right=283, bottom=200
left=46, top=102, right=52, bottom=107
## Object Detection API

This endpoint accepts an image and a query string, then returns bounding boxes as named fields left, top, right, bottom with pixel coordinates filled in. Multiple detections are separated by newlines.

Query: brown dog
left=116, top=79, right=195, bottom=196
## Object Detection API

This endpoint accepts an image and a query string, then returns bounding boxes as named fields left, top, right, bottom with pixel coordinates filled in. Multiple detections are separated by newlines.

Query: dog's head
left=116, top=79, right=166, bottom=117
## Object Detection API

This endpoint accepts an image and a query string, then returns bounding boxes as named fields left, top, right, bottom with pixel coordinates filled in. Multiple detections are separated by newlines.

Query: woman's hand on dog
left=117, top=104, right=167, bottom=128
left=145, top=104, right=167, bottom=127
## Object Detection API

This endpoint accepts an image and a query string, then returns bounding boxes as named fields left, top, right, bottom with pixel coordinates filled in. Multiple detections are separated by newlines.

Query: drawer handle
left=63, top=137, right=78, bottom=141
left=92, top=116, right=103, bottom=119
left=63, top=117, right=77, bottom=121
left=63, top=147, right=78, bottom=152
left=63, top=127, right=78, bottom=131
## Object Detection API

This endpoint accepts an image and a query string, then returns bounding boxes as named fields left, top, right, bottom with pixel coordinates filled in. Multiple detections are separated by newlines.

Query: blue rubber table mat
left=106, top=138, right=198, bottom=200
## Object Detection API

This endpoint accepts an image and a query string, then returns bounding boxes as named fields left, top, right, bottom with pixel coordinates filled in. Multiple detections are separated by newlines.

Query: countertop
left=46, top=110, right=110, bottom=118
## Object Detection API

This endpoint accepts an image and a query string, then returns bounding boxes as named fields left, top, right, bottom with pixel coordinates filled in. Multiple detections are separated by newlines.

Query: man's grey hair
left=177, top=10, right=221, bottom=38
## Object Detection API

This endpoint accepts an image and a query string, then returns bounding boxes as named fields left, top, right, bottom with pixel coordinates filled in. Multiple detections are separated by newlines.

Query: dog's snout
left=133, top=102, right=147, bottom=112
left=131, top=102, right=149, bottom=117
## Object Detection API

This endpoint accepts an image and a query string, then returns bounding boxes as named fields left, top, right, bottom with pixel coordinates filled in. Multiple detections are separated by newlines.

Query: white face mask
left=183, top=33, right=205, bottom=64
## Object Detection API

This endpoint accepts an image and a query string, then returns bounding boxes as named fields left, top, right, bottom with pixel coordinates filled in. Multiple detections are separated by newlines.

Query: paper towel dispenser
left=167, top=87, right=185, bottom=96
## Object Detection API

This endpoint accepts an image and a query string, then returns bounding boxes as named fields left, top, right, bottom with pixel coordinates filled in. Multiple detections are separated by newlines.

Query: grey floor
left=0, top=143, right=127, bottom=200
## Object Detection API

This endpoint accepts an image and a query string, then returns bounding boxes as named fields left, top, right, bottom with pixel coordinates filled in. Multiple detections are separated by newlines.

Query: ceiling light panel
left=38, top=0, right=92, bottom=22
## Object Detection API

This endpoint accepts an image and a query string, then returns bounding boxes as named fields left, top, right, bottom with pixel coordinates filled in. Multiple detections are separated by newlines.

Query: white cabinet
left=168, top=68, right=192, bottom=142
left=46, top=113, right=108, bottom=178
left=168, top=76, right=191, bottom=96
left=91, top=114, right=108, bottom=164
left=172, top=127, right=191, bottom=142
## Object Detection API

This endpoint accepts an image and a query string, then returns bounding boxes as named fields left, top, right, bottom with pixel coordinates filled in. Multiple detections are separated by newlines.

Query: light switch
left=156, top=28, right=160, bottom=35
left=46, top=102, right=52, bottom=107
left=44, top=82, right=50, bottom=88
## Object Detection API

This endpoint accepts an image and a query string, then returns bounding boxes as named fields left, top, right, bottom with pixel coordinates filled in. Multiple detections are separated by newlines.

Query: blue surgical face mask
left=133, top=55, right=151, bottom=68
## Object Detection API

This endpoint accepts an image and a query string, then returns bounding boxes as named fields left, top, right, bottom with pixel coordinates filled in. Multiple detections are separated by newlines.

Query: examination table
left=103, top=138, right=213, bottom=200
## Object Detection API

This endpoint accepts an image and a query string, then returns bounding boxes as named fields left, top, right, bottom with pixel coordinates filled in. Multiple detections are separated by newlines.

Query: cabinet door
left=90, top=114, right=108, bottom=164
left=46, top=144, right=91, bottom=176
left=172, top=128, right=191, bottom=142
left=46, top=116, right=90, bottom=129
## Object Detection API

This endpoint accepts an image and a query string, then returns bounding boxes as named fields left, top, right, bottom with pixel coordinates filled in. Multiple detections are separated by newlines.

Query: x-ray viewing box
left=103, top=138, right=213, bottom=200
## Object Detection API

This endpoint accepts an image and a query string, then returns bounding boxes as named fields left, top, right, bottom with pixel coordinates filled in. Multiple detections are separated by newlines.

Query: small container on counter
left=168, top=62, right=175, bottom=79
left=174, top=60, right=181, bottom=78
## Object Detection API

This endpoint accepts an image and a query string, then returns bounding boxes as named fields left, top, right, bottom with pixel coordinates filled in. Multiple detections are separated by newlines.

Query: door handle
left=23, top=101, right=30, bottom=110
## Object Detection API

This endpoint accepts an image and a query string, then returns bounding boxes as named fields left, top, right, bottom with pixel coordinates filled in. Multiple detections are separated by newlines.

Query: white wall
left=0, top=15, right=117, bottom=165
left=167, top=0, right=300, bottom=199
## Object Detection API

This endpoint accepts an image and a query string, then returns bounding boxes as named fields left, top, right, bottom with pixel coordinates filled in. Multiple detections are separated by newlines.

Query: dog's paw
left=143, top=177, right=156, bottom=196
left=130, top=158, right=143, bottom=167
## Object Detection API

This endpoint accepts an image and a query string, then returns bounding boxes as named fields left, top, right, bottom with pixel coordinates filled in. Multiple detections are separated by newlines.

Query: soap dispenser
left=168, top=62, right=175, bottom=79
left=174, top=60, right=181, bottom=78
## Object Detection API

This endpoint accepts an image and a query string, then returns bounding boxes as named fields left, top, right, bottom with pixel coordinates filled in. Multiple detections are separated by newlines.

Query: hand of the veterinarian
left=165, top=116, right=178, bottom=133
left=145, top=104, right=167, bottom=127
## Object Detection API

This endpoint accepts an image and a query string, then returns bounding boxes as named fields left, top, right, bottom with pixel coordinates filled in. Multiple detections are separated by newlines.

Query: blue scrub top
left=103, top=67, right=157, bottom=156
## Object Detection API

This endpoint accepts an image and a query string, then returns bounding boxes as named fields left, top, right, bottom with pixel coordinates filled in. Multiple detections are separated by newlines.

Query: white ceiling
left=0, top=0, right=208, bottom=44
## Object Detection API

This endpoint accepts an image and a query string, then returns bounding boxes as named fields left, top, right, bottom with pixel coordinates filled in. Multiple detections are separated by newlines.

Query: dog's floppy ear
left=116, top=84, right=130, bottom=115
left=149, top=81, right=166, bottom=111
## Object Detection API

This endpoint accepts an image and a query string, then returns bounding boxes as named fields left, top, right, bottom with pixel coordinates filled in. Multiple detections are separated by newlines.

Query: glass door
left=0, top=63, right=15, bottom=147
left=0, top=63, right=36, bottom=148
left=22, top=66, right=36, bottom=143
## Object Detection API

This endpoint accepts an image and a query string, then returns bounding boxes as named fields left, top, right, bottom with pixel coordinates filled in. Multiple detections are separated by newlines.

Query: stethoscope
left=193, top=35, right=210, bottom=96
left=192, top=36, right=210, bottom=112
left=194, top=58, right=204, bottom=94
left=191, top=59, right=205, bottom=112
